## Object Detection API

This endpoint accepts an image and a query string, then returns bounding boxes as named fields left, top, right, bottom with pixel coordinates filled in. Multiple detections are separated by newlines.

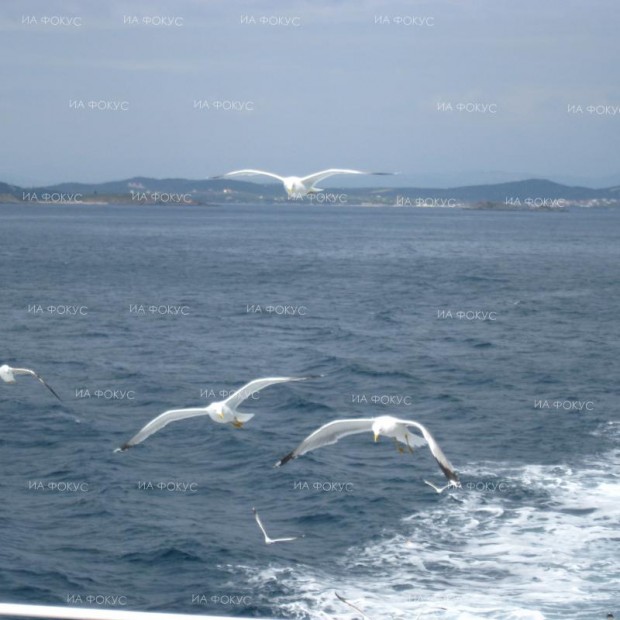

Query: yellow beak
left=374, top=433, right=379, bottom=442
left=218, top=411, right=225, bottom=420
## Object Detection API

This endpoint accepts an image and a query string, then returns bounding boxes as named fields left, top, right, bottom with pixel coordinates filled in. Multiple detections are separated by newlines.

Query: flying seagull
left=335, top=593, right=372, bottom=620
left=115, top=376, right=315, bottom=451
left=275, top=415, right=460, bottom=488
left=0, top=364, right=62, bottom=401
left=424, top=479, right=457, bottom=494
left=214, top=168, right=393, bottom=197
left=252, top=508, right=302, bottom=545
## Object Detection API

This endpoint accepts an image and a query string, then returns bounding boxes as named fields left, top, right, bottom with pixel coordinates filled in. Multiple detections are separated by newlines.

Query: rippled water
left=0, top=204, right=618, bottom=619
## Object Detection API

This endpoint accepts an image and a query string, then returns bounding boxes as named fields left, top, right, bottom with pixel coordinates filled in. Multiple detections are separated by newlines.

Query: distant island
left=1, top=177, right=618, bottom=209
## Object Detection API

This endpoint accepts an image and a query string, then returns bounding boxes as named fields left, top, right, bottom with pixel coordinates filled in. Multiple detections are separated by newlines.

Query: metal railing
left=0, top=604, right=275, bottom=620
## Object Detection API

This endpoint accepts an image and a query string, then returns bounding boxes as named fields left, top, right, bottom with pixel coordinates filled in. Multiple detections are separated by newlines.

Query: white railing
left=0, top=603, right=275, bottom=620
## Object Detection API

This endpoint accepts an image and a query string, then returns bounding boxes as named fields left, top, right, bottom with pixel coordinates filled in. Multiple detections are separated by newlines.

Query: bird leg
left=232, top=419, right=244, bottom=429
left=405, top=434, right=415, bottom=454
left=393, top=438, right=405, bottom=454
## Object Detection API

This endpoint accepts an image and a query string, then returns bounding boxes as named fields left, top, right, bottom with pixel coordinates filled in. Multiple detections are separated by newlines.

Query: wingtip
left=274, top=451, right=295, bottom=468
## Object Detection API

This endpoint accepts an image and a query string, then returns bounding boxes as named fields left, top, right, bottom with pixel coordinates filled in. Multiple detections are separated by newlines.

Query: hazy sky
left=1, top=0, right=619, bottom=187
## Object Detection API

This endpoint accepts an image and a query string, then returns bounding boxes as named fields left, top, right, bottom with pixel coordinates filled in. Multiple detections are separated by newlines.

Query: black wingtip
left=41, top=379, right=63, bottom=402
left=114, top=443, right=131, bottom=453
left=274, top=451, right=295, bottom=468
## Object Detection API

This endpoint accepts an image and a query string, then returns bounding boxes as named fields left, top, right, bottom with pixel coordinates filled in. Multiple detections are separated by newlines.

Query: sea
left=0, top=203, right=618, bottom=619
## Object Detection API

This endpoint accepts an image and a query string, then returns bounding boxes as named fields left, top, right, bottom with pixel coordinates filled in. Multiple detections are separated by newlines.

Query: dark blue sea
left=0, top=204, right=618, bottom=619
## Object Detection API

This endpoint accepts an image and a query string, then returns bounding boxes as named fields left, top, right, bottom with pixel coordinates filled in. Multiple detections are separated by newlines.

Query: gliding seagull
left=0, top=364, right=62, bottom=401
left=215, top=168, right=393, bottom=197
left=423, top=479, right=456, bottom=494
left=252, top=508, right=301, bottom=545
left=275, top=415, right=460, bottom=489
left=115, top=376, right=315, bottom=451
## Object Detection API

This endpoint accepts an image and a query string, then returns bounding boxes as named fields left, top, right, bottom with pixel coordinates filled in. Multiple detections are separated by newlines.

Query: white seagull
left=423, top=479, right=456, bottom=494
left=116, top=376, right=314, bottom=451
left=252, top=508, right=301, bottom=545
left=215, top=168, right=393, bottom=197
left=275, top=415, right=460, bottom=488
left=0, top=364, right=62, bottom=401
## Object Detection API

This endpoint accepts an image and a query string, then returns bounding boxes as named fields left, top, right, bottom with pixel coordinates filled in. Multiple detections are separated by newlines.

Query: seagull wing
left=224, top=376, right=312, bottom=410
left=117, top=407, right=207, bottom=451
left=275, top=418, right=373, bottom=466
left=218, top=169, right=285, bottom=182
left=252, top=508, right=270, bottom=542
left=397, top=419, right=460, bottom=484
left=12, top=368, right=62, bottom=401
left=253, top=508, right=299, bottom=544
left=423, top=480, right=450, bottom=494
left=299, top=169, right=366, bottom=187
left=300, top=169, right=393, bottom=187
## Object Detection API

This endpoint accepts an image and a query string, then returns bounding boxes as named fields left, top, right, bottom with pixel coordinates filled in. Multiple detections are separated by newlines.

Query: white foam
left=243, top=438, right=619, bottom=619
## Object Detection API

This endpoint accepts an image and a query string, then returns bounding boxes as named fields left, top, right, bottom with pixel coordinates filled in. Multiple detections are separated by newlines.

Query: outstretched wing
left=12, top=367, right=62, bottom=402
left=300, top=169, right=392, bottom=188
left=275, top=418, right=373, bottom=466
left=252, top=508, right=269, bottom=541
left=398, top=419, right=459, bottom=484
left=253, top=508, right=299, bottom=544
left=224, top=376, right=314, bottom=410
left=117, top=407, right=207, bottom=451
left=217, top=169, right=285, bottom=182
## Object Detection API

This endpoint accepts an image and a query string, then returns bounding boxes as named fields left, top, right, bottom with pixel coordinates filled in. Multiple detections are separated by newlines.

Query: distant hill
left=1, top=176, right=618, bottom=206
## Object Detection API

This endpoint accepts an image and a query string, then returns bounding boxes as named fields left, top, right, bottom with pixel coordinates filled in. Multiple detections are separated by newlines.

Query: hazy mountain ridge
left=1, top=177, right=618, bottom=206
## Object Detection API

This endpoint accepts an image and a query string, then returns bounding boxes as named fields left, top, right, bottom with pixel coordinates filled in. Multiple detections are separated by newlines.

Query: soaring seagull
left=275, top=415, right=460, bottom=488
left=215, top=168, right=393, bottom=197
left=0, top=364, right=62, bottom=401
left=115, top=376, right=314, bottom=451
left=252, top=508, right=301, bottom=545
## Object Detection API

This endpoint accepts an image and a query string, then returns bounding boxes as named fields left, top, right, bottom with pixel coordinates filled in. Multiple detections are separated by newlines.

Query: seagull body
left=275, top=415, right=460, bottom=488
left=0, top=364, right=62, bottom=401
left=116, top=376, right=313, bottom=451
left=252, top=508, right=301, bottom=545
left=216, top=168, right=392, bottom=197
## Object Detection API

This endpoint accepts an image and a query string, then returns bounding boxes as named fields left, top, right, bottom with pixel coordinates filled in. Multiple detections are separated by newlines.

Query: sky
left=1, top=0, right=619, bottom=188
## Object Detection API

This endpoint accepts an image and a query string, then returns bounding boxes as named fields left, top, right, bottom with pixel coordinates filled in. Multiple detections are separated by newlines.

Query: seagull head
left=372, top=416, right=399, bottom=442
left=372, top=419, right=384, bottom=442
left=206, top=403, right=226, bottom=421
left=284, top=177, right=306, bottom=198
left=0, top=364, right=14, bottom=382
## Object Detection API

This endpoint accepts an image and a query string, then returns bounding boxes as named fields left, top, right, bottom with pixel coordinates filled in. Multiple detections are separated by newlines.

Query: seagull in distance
left=252, top=508, right=302, bottom=545
left=0, top=364, right=62, bottom=401
left=215, top=168, right=393, bottom=197
left=275, top=415, right=460, bottom=488
left=335, top=593, right=372, bottom=619
left=423, top=479, right=456, bottom=494
left=115, top=376, right=316, bottom=451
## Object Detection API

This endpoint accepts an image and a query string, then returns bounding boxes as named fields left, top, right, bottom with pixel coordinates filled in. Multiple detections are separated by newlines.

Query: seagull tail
left=274, top=451, right=295, bottom=468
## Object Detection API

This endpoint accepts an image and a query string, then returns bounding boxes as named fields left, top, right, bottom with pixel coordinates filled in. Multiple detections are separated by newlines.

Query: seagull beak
left=218, top=411, right=225, bottom=420
left=374, top=433, right=379, bottom=442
